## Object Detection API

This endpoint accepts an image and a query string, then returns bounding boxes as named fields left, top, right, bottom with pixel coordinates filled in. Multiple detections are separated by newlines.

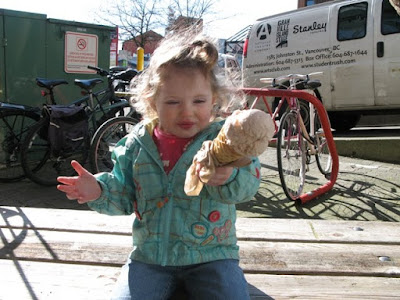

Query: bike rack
left=241, top=88, right=339, bottom=204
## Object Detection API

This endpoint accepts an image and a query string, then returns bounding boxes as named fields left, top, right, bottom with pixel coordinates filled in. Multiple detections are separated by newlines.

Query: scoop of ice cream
left=184, top=109, right=274, bottom=196
left=219, top=109, right=274, bottom=157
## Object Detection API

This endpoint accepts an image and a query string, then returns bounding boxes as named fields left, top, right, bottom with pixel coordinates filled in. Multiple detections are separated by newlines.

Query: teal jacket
left=89, top=119, right=261, bottom=266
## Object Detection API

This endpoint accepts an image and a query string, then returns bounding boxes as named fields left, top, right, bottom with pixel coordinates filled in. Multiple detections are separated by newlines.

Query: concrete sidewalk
left=334, top=136, right=400, bottom=164
left=236, top=147, right=400, bottom=221
left=0, top=147, right=399, bottom=222
left=333, top=126, right=400, bottom=164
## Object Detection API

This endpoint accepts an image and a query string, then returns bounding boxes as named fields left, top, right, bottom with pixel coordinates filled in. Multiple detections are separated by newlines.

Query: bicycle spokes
left=277, top=112, right=306, bottom=200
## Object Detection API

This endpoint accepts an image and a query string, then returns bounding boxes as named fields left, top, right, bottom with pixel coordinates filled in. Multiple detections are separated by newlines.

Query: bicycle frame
left=69, top=86, right=130, bottom=130
left=248, top=89, right=318, bottom=153
left=242, top=87, right=339, bottom=204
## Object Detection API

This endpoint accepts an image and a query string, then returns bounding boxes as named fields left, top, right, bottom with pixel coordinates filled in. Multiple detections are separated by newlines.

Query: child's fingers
left=57, top=184, right=79, bottom=200
left=57, top=184, right=75, bottom=193
left=71, top=160, right=92, bottom=177
left=206, top=166, right=233, bottom=186
left=57, top=176, right=77, bottom=185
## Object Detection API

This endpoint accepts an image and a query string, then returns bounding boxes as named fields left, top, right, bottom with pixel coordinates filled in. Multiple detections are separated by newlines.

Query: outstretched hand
left=57, top=160, right=102, bottom=204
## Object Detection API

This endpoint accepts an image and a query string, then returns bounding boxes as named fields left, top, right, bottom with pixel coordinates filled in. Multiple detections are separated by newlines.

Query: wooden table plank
left=0, top=206, right=133, bottom=235
left=239, top=241, right=400, bottom=276
left=0, top=259, right=119, bottom=300
left=2, top=206, right=400, bottom=299
left=2, top=206, right=400, bottom=244
left=236, top=217, right=400, bottom=244
left=1, top=260, right=399, bottom=300
left=245, top=273, right=400, bottom=299
left=0, top=228, right=130, bottom=266
left=1, top=228, right=399, bottom=277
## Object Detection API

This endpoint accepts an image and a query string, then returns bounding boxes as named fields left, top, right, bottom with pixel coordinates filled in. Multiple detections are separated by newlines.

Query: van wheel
left=328, top=112, right=361, bottom=131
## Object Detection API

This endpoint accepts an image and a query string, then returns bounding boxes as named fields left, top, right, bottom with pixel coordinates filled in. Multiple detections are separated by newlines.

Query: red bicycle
left=242, top=72, right=339, bottom=204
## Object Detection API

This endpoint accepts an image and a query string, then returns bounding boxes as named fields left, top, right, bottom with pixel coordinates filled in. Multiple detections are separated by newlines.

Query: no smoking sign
left=76, top=38, right=87, bottom=50
left=65, top=31, right=98, bottom=73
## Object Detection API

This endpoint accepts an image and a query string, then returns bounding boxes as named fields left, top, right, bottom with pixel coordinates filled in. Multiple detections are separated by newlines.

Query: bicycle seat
left=0, top=102, right=41, bottom=113
left=36, top=78, right=69, bottom=89
left=295, top=80, right=321, bottom=90
left=74, top=78, right=104, bottom=91
left=113, top=68, right=138, bottom=81
left=304, top=80, right=321, bottom=89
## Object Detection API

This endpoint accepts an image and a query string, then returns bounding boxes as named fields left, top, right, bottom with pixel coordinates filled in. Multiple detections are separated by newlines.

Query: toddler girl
left=57, top=30, right=261, bottom=300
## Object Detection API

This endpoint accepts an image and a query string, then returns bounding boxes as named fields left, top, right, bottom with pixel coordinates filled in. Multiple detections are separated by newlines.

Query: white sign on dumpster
left=64, top=31, right=98, bottom=73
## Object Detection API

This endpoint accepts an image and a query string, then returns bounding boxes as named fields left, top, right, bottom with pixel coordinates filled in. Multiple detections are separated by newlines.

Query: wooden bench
left=1, top=206, right=400, bottom=299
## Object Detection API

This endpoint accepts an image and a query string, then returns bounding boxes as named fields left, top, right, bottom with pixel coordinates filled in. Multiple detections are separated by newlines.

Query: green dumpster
left=0, top=8, right=117, bottom=107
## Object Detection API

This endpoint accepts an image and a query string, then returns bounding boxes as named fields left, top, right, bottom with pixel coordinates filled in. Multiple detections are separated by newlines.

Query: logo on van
left=293, top=22, right=327, bottom=34
left=276, top=19, right=290, bottom=48
left=256, top=23, right=272, bottom=40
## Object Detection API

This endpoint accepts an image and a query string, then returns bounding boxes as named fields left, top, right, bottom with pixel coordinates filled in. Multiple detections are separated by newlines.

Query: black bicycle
left=20, top=66, right=138, bottom=186
left=0, top=78, right=69, bottom=182
left=90, top=116, right=139, bottom=173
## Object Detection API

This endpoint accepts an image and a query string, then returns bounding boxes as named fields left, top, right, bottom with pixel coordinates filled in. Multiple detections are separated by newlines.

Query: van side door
left=374, top=0, right=400, bottom=106
left=329, top=0, right=374, bottom=108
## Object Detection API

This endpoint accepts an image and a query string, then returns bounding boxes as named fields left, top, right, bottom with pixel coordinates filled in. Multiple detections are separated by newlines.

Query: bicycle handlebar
left=87, top=65, right=109, bottom=77
left=87, top=65, right=138, bottom=82
left=260, top=72, right=323, bottom=89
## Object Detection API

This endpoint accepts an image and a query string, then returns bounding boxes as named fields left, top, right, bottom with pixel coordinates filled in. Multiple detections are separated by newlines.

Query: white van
left=242, top=0, right=400, bottom=130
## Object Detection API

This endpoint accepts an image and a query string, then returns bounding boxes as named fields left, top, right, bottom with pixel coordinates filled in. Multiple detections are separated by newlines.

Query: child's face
left=154, top=65, right=215, bottom=138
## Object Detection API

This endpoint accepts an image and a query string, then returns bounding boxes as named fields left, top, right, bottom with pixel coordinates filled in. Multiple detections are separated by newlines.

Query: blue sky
left=1, top=0, right=297, bottom=39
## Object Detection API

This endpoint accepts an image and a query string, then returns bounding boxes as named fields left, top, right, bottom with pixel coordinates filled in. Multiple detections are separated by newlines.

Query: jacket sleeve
left=203, top=157, right=261, bottom=204
left=87, top=136, right=135, bottom=216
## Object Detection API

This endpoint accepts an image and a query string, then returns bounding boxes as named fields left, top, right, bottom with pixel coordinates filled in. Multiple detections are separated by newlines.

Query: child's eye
left=194, top=99, right=206, bottom=104
left=165, top=100, right=179, bottom=105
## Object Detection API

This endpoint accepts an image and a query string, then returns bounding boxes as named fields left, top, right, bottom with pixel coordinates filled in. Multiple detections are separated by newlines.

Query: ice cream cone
left=211, top=129, right=242, bottom=165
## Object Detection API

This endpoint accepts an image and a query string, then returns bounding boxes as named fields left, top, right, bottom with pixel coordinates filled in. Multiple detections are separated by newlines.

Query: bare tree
left=98, top=0, right=163, bottom=48
left=165, top=0, right=216, bottom=32
left=98, top=0, right=217, bottom=47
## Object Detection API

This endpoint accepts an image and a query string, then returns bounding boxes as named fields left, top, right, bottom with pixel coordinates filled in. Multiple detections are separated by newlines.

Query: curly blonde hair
left=130, top=30, right=244, bottom=120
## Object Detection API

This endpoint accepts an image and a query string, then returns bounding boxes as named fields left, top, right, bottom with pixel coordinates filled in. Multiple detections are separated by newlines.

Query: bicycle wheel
left=315, top=112, right=332, bottom=176
left=0, top=109, right=40, bottom=182
left=277, top=111, right=306, bottom=201
left=90, top=116, right=138, bottom=173
left=21, top=116, right=89, bottom=186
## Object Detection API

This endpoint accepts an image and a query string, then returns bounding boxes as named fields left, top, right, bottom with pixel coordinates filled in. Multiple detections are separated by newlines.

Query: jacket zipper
left=161, top=184, right=173, bottom=266
left=132, top=123, right=220, bottom=266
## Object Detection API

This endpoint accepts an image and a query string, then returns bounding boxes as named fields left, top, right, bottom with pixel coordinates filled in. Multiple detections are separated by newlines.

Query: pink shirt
left=153, top=126, right=193, bottom=174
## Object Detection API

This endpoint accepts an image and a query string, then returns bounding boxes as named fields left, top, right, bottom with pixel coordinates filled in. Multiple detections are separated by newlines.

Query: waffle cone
left=211, top=130, right=242, bottom=165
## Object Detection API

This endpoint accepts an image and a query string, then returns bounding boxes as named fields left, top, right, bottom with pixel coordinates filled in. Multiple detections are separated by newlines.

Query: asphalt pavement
left=1, top=145, right=399, bottom=222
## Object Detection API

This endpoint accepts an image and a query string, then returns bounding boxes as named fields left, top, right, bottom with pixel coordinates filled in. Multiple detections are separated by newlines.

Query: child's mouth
left=178, top=122, right=195, bottom=130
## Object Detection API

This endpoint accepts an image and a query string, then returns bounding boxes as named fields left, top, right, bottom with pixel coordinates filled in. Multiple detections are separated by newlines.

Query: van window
left=337, top=2, right=368, bottom=41
left=381, top=0, right=400, bottom=35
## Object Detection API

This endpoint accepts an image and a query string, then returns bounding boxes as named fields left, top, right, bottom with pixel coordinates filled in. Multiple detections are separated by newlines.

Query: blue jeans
left=111, top=259, right=250, bottom=300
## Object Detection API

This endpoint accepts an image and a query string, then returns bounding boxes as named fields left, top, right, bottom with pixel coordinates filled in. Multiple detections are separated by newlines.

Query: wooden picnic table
left=1, top=205, right=400, bottom=299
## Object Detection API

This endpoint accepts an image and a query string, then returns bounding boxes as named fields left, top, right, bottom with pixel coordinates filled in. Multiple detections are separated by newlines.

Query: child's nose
left=181, top=102, right=193, bottom=116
